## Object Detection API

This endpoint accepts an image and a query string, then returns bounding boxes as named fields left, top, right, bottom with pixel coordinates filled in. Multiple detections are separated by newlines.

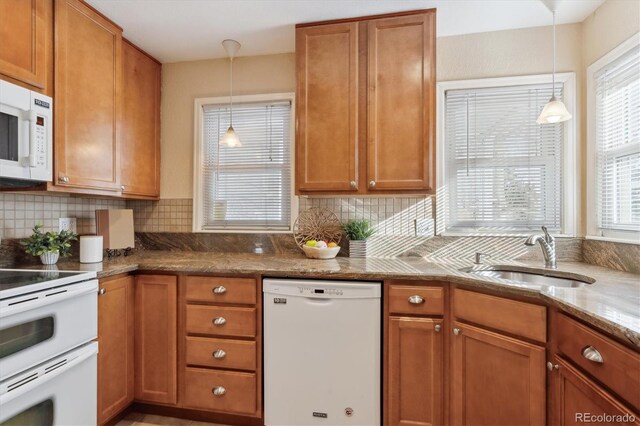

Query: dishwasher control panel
left=298, top=286, right=343, bottom=296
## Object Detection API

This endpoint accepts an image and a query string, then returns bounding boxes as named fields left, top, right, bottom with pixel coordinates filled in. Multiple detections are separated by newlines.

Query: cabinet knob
left=59, top=176, right=69, bottom=183
left=212, top=349, right=226, bottom=359
left=453, top=327, right=461, bottom=335
left=581, top=346, right=604, bottom=364
left=434, top=324, right=441, bottom=332
left=408, top=295, right=425, bottom=304
left=369, top=180, right=376, bottom=188
left=546, top=362, right=560, bottom=371
left=98, top=288, right=106, bottom=295
left=212, top=286, right=227, bottom=294
left=350, top=181, right=357, bottom=189
left=212, top=317, right=227, bottom=326
left=120, top=185, right=125, bottom=191
left=212, top=386, right=226, bottom=396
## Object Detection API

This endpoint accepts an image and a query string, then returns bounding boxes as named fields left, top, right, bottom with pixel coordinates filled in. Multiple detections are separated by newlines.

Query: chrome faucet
left=525, top=226, right=556, bottom=269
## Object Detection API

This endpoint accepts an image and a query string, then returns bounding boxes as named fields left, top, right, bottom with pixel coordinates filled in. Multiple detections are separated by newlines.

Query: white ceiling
left=86, top=0, right=605, bottom=63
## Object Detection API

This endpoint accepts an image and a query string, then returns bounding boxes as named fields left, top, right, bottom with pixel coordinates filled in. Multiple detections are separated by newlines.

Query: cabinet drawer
left=557, top=314, right=639, bottom=409
left=453, top=289, right=546, bottom=343
left=185, top=336, right=256, bottom=371
left=388, top=284, right=444, bottom=316
left=183, top=367, right=257, bottom=416
left=186, top=306, right=256, bottom=338
left=185, top=276, right=256, bottom=305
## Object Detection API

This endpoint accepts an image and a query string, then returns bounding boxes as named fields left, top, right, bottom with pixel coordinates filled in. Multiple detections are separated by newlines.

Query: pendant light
left=537, top=6, right=572, bottom=124
left=220, top=39, right=242, bottom=147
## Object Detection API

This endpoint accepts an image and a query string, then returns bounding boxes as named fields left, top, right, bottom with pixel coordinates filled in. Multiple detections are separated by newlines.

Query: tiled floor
left=115, top=412, right=229, bottom=426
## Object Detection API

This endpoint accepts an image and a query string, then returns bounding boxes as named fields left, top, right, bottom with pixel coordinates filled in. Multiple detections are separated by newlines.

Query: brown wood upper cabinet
left=0, top=0, right=50, bottom=91
left=295, top=9, right=436, bottom=195
left=121, top=40, right=161, bottom=199
left=54, top=0, right=122, bottom=192
left=97, top=275, right=134, bottom=425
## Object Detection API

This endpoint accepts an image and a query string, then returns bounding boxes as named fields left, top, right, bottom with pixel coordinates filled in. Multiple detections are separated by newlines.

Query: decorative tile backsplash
left=0, top=193, right=125, bottom=238
left=128, top=199, right=193, bottom=233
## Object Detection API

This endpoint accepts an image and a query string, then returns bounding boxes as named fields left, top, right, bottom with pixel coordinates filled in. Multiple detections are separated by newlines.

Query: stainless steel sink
left=459, top=265, right=595, bottom=288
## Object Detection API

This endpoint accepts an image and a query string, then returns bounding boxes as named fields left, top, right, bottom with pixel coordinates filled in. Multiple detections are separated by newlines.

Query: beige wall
left=160, top=53, right=295, bottom=198
left=160, top=0, right=638, bottom=236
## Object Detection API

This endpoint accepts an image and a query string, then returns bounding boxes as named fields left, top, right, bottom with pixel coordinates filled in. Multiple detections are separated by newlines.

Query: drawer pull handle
left=212, top=286, right=227, bottom=294
left=453, top=327, right=461, bottom=336
left=408, top=295, right=424, bottom=304
left=212, top=349, right=226, bottom=359
left=546, top=362, right=559, bottom=371
left=98, top=288, right=106, bottom=295
left=212, top=317, right=227, bottom=326
left=581, top=346, right=604, bottom=364
left=212, top=386, right=226, bottom=396
left=434, top=324, right=441, bottom=332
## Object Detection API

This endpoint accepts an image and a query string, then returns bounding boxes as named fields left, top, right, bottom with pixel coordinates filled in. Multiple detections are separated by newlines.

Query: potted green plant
left=22, top=224, right=78, bottom=265
left=343, top=219, right=375, bottom=258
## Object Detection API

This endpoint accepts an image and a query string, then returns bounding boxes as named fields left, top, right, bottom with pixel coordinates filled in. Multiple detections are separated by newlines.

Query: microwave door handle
left=27, top=110, right=37, bottom=167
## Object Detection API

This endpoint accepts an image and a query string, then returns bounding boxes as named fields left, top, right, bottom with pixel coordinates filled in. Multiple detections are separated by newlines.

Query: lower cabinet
left=134, top=275, right=178, bottom=405
left=97, top=275, right=135, bottom=425
left=450, top=321, right=546, bottom=425
left=387, top=317, right=444, bottom=426
left=550, top=357, right=639, bottom=426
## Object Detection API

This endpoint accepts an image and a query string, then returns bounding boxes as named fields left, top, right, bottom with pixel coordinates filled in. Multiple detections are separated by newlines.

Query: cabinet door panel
left=121, top=40, right=161, bottom=198
left=296, top=22, right=358, bottom=192
left=451, top=321, right=546, bottom=425
left=551, top=357, right=639, bottom=426
left=0, top=0, right=48, bottom=89
left=135, top=275, right=177, bottom=405
left=54, top=0, right=121, bottom=191
left=97, top=275, right=134, bottom=424
left=388, top=317, right=443, bottom=426
left=367, top=13, right=435, bottom=191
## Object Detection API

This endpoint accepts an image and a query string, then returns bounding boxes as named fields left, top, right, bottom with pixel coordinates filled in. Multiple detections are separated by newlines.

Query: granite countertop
left=37, top=250, right=640, bottom=348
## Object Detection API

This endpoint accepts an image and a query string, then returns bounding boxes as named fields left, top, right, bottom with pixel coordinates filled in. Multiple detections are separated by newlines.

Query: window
left=193, top=94, right=295, bottom=232
left=588, top=34, right=640, bottom=243
left=437, top=74, right=576, bottom=235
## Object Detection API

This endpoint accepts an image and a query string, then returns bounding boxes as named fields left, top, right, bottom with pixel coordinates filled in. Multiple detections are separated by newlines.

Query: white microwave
left=0, top=79, right=53, bottom=184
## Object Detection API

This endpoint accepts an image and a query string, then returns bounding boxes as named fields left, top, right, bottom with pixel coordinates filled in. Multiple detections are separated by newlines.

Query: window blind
left=594, top=45, right=640, bottom=234
left=445, top=83, right=564, bottom=232
left=201, top=101, right=292, bottom=230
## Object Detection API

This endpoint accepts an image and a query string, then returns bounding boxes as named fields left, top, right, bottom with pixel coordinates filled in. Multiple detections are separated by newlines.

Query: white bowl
left=301, top=245, right=340, bottom=259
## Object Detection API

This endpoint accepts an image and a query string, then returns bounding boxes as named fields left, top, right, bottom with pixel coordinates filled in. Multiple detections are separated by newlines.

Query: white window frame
left=192, top=92, right=297, bottom=233
left=586, top=33, right=640, bottom=245
left=435, top=73, right=577, bottom=237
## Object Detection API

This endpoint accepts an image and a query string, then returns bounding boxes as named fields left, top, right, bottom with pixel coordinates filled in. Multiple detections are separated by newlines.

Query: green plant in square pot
left=343, top=220, right=375, bottom=258
left=22, top=224, right=78, bottom=265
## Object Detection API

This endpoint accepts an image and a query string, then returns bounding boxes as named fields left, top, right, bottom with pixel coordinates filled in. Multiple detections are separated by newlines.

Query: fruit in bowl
left=302, top=239, right=340, bottom=259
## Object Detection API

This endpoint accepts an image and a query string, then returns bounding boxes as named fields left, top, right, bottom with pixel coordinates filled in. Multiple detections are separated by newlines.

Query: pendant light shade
left=220, top=39, right=242, bottom=146
left=537, top=7, right=572, bottom=125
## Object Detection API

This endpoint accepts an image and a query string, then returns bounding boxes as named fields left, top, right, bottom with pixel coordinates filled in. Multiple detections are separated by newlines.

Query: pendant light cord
left=229, top=57, right=234, bottom=126
left=552, top=10, right=556, bottom=98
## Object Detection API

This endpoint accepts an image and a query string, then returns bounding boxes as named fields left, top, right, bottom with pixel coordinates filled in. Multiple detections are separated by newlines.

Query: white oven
left=0, top=271, right=98, bottom=381
left=0, top=342, right=97, bottom=426
left=0, top=79, right=52, bottom=183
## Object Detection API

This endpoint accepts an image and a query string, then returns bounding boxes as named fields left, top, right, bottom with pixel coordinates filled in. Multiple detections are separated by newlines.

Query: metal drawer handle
left=212, top=286, right=227, bottom=294
left=212, top=386, right=226, bottom=396
left=453, top=327, right=461, bottom=335
left=434, top=324, right=441, bottom=332
left=369, top=180, right=376, bottom=188
left=546, top=362, right=560, bottom=371
left=98, top=288, right=106, bottom=295
left=350, top=181, right=357, bottom=189
left=408, top=295, right=425, bottom=304
left=212, top=349, right=226, bottom=359
left=212, top=317, right=226, bottom=326
left=581, top=346, right=604, bottom=364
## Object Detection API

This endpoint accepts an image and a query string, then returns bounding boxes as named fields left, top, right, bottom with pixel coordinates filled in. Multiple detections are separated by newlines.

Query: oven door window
left=0, top=317, right=54, bottom=359
left=0, top=110, right=19, bottom=162
left=1, top=399, right=54, bottom=426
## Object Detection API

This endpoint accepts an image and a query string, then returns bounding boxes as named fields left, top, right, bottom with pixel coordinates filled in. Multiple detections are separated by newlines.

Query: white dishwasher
left=263, top=278, right=381, bottom=426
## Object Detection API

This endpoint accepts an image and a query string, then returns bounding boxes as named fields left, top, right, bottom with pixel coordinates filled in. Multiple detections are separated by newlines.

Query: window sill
left=584, top=235, right=640, bottom=246
left=440, top=231, right=576, bottom=238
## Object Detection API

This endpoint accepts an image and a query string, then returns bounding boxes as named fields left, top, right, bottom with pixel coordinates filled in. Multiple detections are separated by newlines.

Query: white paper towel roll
left=80, top=235, right=103, bottom=263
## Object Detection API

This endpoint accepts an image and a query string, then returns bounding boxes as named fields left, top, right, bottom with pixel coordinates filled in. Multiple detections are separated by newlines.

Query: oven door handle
left=0, top=342, right=97, bottom=405
left=0, top=280, right=98, bottom=319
